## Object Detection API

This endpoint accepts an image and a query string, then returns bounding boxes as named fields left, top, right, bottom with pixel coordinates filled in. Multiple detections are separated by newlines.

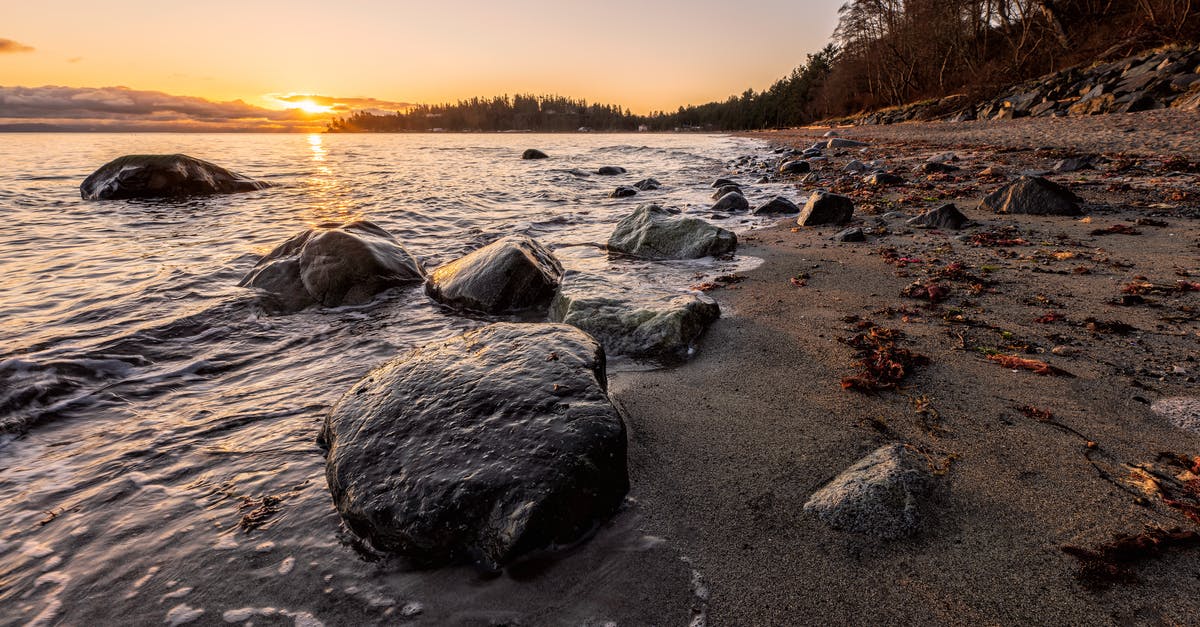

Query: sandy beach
left=611, top=118, right=1200, bottom=624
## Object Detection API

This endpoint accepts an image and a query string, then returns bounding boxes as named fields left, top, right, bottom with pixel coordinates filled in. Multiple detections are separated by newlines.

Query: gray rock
left=803, top=444, right=933, bottom=539
left=752, top=196, right=801, bottom=215
left=239, top=220, right=425, bottom=311
left=425, top=235, right=563, bottom=313
left=319, top=322, right=627, bottom=568
left=832, top=227, right=866, bottom=242
left=607, top=204, right=737, bottom=260
left=843, top=160, right=867, bottom=173
left=779, top=160, right=811, bottom=175
left=549, top=272, right=720, bottom=359
left=755, top=176, right=770, bottom=184
left=1051, top=157, right=1093, bottom=173
left=827, top=138, right=869, bottom=149
left=597, top=166, right=627, bottom=175
left=633, top=178, right=662, bottom=191
left=802, top=148, right=823, bottom=158
left=1151, top=397, right=1200, bottom=434
left=917, top=162, right=960, bottom=174
left=710, top=177, right=737, bottom=188
left=521, top=149, right=549, bottom=160
left=711, top=184, right=742, bottom=200
left=610, top=186, right=638, bottom=198
left=864, top=172, right=905, bottom=186
left=801, top=173, right=820, bottom=185
left=927, top=152, right=959, bottom=164
left=907, top=203, right=969, bottom=230
left=711, top=191, right=750, bottom=213
left=798, top=192, right=854, bottom=226
left=979, top=176, right=1083, bottom=216
left=81, top=154, right=269, bottom=200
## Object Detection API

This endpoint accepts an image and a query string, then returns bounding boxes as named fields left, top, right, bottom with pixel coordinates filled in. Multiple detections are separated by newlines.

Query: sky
left=0, top=0, right=844, bottom=131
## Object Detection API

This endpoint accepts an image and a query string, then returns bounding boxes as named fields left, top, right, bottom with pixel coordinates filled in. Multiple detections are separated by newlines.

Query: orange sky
left=1, top=0, right=842, bottom=129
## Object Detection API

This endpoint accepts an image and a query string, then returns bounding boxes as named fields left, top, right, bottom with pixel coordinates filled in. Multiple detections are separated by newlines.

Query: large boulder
left=797, top=192, right=854, bottom=226
left=803, top=444, right=934, bottom=539
left=239, top=220, right=425, bottom=311
left=81, top=154, right=269, bottom=200
left=607, top=204, right=737, bottom=260
left=425, top=235, right=563, bottom=313
left=908, top=203, right=969, bottom=230
left=752, top=196, right=800, bottom=215
left=318, top=322, right=628, bottom=569
left=521, top=149, right=549, bottom=160
left=550, top=273, right=720, bottom=359
left=979, top=175, right=1083, bottom=215
left=711, top=191, right=750, bottom=213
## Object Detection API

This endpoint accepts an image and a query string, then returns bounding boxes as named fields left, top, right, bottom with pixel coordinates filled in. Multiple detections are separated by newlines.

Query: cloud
left=268, top=93, right=415, bottom=113
left=0, top=85, right=325, bottom=132
left=0, top=38, right=35, bottom=53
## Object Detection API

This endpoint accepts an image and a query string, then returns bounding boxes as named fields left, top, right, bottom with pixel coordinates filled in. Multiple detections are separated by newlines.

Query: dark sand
left=611, top=121, right=1200, bottom=625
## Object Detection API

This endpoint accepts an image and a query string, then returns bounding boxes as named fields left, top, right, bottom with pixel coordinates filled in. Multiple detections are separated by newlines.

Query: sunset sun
left=285, top=98, right=333, bottom=115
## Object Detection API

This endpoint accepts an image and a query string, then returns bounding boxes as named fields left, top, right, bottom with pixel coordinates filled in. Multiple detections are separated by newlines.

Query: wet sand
left=612, top=122, right=1200, bottom=624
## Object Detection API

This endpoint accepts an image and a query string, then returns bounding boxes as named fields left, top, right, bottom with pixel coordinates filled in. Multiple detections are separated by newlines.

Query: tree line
left=328, top=2, right=1198, bottom=133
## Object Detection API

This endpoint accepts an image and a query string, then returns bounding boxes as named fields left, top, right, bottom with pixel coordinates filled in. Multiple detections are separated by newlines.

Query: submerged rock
left=803, top=444, right=934, bottom=539
left=908, top=203, right=969, bottom=230
left=752, top=196, right=800, bottom=215
left=521, top=149, right=549, bottom=160
left=239, top=220, right=424, bottom=311
left=711, top=184, right=742, bottom=200
left=610, top=186, right=639, bottom=198
left=1151, top=397, right=1200, bottom=434
left=549, top=272, right=720, bottom=359
left=607, top=204, right=736, bottom=260
left=633, top=178, right=662, bottom=191
left=319, top=322, right=628, bottom=569
left=425, top=235, right=563, bottom=313
left=711, top=191, right=750, bottom=213
left=797, top=192, right=854, bottom=226
left=597, top=166, right=627, bottom=175
left=81, top=154, right=269, bottom=200
left=979, top=175, right=1083, bottom=215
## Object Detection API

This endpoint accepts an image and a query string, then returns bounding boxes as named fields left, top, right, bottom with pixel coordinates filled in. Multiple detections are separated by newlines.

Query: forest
left=327, top=1, right=1199, bottom=133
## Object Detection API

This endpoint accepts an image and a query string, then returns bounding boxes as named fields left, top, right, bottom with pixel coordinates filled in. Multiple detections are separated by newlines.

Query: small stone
left=1151, top=397, right=1200, bottom=433
left=798, top=192, right=855, bottom=226
left=633, top=178, right=662, bottom=191
left=521, top=149, right=549, bottom=160
left=864, top=172, right=904, bottom=186
left=832, top=227, right=866, bottom=242
left=597, top=166, right=627, bottom=175
left=803, top=444, right=934, bottom=539
left=610, top=186, right=638, bottom=198
left=779, top=160, right=811, bottom=175
left=752, top=196, right=801, bottom=215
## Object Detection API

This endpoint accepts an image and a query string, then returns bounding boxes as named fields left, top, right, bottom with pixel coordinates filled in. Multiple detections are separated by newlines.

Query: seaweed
left=1062, top=527, right=1200, bottom=590
left=839, top=324, right=929, bottom=392
left=1122, top=281, right=1200, bottom=296
left=1090, top=224, right=1140, bottom=236
left=901, top=281, right=950, bottom=303
left=1034, top=312, right=1065, bottom=324
left=987, top=354, right=1075, bottom=377
left=970, top=227, right=1029, bottom=247
left=1084, top=318, right=1136, bottom=336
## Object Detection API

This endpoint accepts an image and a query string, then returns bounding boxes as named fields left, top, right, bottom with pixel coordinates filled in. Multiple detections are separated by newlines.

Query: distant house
left=638, top=124, right=649, bottom=132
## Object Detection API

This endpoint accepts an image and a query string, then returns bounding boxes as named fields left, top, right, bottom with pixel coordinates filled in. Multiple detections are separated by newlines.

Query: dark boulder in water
left=318, top=322, right=628, bottom=569
left=80, top=154, right=269, bottom=200
left=521, top=149, right=549, bottom=160
left=711, top=191, right=750, bottom=213
left=425, top=235, right=563, bottom=313
left=239, top=220, right=425, bottom=311
left=610, top=186, right=639, bottom=198
left=711, top=184, right=741, bottom=200
left=597, top=166, right=627, bottom=175
left=633, top=178, right=662, bottom=191
left=549, top=272, right=720, bottom=359
left=607, top=204, right=736, bottom=260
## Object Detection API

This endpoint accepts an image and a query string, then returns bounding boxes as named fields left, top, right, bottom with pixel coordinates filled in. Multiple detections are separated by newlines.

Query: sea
left=0, top=132, right=784, bottom=625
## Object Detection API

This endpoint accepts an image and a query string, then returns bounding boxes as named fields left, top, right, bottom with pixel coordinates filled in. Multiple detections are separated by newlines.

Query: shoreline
left=614, top=115, right=1200, bottom=623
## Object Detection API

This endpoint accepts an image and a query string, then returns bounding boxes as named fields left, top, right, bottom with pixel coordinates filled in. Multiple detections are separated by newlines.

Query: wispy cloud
left=268, top=93, right=415, bottom=113
left=0, top=38, right=35, bottom=53
left=0, top=85, right=325, bottom=132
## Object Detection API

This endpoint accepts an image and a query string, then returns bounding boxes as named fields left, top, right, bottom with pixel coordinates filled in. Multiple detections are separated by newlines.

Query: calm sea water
left=0, top=132, right=779, bottom=625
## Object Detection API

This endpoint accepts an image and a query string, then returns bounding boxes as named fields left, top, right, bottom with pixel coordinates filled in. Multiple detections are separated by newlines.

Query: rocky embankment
left=845, top=44, right=1200, bottom=126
